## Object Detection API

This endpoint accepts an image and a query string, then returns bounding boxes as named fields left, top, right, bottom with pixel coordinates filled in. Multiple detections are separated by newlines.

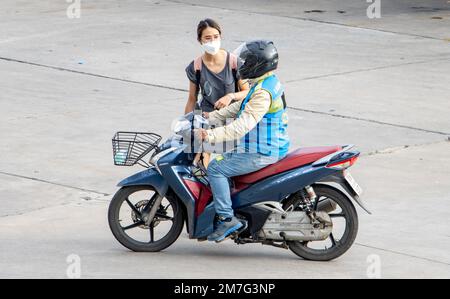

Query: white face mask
left=201, top=40, right=221, bottom=55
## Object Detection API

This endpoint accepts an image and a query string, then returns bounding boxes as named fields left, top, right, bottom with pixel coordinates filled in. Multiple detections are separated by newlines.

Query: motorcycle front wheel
left=108, top=185, right=184, bottom=252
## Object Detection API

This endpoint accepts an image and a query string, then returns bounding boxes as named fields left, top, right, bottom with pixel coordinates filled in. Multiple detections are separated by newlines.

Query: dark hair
left=197, top=18, right=222, bottom=42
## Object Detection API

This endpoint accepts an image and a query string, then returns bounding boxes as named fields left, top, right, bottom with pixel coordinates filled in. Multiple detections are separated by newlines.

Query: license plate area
left=344, top=171, right=363, bottom=196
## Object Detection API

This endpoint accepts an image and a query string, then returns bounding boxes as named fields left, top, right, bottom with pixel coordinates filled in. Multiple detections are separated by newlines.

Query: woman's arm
left=184, top=81, right=198, bottom=114
left=214, top=79, right=250, bottom=109
left=207, top=100, right=242, bottom=124
left=206, top=89, right=271, bottom=143
left=234, top=79, right=250, bottom=101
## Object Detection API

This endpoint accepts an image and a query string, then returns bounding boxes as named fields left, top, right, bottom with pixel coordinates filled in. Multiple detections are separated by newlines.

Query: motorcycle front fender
left=117, top=167, right=169, bottom=196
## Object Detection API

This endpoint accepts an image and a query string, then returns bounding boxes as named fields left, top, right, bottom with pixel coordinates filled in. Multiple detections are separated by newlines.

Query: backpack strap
left=193, top=56, right=203, bottom=97
left=229, top=52, right=239, bottom=92
left=229, top=52, right=238, bottom=71
left=194, top=56, right=203, bottom=72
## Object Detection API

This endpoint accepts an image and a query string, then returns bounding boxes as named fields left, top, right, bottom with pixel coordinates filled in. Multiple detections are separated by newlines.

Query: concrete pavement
left=0, top=0, right=449, bottom=278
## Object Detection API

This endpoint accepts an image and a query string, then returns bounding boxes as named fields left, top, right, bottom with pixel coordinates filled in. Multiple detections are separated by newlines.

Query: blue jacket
left=236, top=74, right=290, bottom=158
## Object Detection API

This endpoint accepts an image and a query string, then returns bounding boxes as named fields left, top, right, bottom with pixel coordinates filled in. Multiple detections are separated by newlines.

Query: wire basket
left=112, top=132, right=162, bottom=168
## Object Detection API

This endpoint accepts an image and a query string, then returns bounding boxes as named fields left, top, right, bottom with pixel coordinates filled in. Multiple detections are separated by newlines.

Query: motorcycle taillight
left=326, top=155, right=359, bottom=170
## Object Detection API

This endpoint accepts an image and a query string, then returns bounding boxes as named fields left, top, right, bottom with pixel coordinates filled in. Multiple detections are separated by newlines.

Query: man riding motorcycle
left=196, top=40, right=290, bottom=242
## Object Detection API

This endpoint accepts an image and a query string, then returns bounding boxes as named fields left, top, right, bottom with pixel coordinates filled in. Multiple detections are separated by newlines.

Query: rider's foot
left=207, top=216, right=243, bottom=243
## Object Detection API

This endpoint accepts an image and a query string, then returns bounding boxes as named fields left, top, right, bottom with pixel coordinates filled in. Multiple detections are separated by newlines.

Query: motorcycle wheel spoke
left=155, top=212, right=173, bottom=221
left=313, top=196, right=326, bottom=211
left=125, top=197, right=142, bottom=219
left=142, top=193, right=159, bottom=213
left=330, top=233, right=337, bottom=247
left=149, top=224, right=154, bottom=243
left=329, top=213, right=345, bottom=218
left=162, top=204, right=170, bottom=212
left=122, top=221, right=144, bottom=231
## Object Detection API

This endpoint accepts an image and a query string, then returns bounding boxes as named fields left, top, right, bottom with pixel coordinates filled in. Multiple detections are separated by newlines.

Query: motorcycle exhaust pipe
left=317, top=199, right=337, bottom=213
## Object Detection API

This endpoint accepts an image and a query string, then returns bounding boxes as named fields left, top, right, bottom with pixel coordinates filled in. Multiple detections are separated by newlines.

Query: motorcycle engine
left=258, top=211, right=333, bottom=242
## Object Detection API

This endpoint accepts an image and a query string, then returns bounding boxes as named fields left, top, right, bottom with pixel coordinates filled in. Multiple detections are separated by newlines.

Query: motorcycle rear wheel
left=285, top=185, right=359, bottom=261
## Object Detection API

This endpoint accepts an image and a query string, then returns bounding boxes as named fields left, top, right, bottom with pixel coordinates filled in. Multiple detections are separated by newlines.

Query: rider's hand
left=214, top=94, right=234, bottom=110
left=202, top=112, right=210, bottom=119
left=195, top=129, right=209, bottom=141
left=200, top=129, right=208, bottom=141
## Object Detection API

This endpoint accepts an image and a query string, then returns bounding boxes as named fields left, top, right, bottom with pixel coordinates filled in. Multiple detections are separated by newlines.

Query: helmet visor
left=233, top=42, right=251, bottom=65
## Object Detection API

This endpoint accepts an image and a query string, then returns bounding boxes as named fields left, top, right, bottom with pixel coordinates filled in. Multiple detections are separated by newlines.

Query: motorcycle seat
left=233, top=146, right=342, bottom=184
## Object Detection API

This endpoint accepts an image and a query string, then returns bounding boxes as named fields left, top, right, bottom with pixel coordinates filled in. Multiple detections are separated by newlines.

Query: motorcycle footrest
left=230, top=220, right=248, bottom=238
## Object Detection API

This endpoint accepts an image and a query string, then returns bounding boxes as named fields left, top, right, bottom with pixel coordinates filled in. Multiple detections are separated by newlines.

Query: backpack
left=193, top=52, right=239, bottom=107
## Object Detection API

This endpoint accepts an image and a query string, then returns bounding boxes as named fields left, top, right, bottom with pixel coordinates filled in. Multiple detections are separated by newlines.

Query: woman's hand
left=202, top=112, right=210, bottom=119
left=214, top=94, right=234, bottom=110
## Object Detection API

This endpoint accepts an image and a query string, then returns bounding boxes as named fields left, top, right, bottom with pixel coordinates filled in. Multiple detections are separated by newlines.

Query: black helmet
left=234, top=40, right=279, bottom=79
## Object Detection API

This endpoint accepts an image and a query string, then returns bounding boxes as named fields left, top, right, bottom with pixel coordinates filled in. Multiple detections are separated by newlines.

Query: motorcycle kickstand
left=262, top=232, right=289, bottom=250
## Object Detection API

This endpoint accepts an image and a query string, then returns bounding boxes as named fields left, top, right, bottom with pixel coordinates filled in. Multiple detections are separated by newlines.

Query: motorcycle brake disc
left=131, top=200, right=161, bottom=229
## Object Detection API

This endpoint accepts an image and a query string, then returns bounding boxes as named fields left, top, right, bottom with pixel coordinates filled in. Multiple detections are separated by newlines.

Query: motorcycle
left=108, top=113, right=370, bottom=261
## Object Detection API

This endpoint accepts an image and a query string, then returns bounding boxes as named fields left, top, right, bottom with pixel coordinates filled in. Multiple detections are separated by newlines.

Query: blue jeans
left=207, top=152, right=280, bottom=218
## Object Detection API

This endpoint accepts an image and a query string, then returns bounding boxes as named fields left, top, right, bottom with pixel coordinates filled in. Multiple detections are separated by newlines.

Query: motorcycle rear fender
left=317, top=172, right=372, bottom=214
